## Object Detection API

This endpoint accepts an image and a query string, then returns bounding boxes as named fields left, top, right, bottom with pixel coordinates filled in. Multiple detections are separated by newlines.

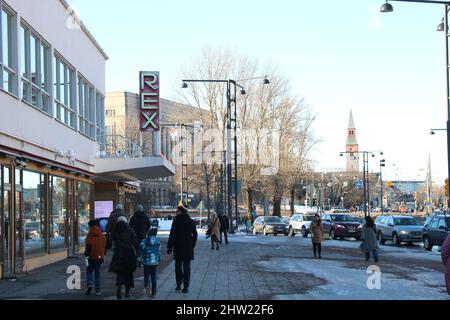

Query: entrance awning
left=93, top=156, right=175, bottom=182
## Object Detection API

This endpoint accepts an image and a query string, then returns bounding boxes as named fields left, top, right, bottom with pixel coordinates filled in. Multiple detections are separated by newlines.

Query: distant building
left=346, top=110, right=359, bottom=172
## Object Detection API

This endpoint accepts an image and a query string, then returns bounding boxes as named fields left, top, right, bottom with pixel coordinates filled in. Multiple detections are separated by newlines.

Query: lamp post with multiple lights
left=181, top=77, right=269, bottom=232
left=380, top=0, right=450, bottom=207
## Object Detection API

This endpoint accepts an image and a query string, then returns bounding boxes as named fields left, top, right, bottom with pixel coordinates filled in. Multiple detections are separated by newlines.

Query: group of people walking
left=84, top=204, right=160, bottom=299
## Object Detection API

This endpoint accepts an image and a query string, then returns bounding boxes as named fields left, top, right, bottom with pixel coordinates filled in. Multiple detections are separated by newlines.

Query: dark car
left=252, top=216, right=289, bottom=236
left=321, top=213, right=361, bottom=240
left=422, top=214, right=450, bottom=251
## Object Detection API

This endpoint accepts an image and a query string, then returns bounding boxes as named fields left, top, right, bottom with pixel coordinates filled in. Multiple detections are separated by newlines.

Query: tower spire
left=346, top=110, right=359, bottom=172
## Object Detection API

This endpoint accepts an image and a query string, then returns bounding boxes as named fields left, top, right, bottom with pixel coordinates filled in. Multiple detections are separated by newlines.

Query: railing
left=96, top=134, right=143, bottom=159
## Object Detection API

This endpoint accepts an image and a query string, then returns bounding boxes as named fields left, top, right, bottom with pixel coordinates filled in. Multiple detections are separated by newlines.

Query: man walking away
left=167, top=203, right=198, bottom=294
left=130, top=204, right=151, bottom=244
left=218, top=214, right=229, bottom=244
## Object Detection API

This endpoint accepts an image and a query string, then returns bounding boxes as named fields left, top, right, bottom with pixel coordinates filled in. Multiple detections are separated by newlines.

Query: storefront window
left=22, top=171, right=45, bottom=257
left=50, top=176, right=66, bottom=252
left=1, top=166, right=11, bottom=273
left=77, top=182, right=91, bottom=247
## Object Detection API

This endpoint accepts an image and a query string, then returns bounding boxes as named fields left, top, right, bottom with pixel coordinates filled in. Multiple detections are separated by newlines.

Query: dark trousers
left=144, top=265, right=157, bottom=290
left=211, top=235, right=219, bottom=248
left=313, top=243, right=322, bottom=257
left=86, top=259, right=102, bottom=288
left=220, top=229, right=229, bottom=244
left=365, top=250, right=379, bottom=261
left=175, top=258, right=191, bottom=289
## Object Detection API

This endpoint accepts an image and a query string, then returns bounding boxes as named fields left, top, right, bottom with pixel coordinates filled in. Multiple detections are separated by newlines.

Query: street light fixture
left=380, top=0, right=450, bottom=208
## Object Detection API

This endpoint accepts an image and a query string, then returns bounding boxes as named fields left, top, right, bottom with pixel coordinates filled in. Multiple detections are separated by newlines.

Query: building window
left=96, top=92, right=105, bottom=143
left=77, top=182, right=91, bottom=247
left=20, top=24, right=50, bottom=113
left=53, top=55, right=76, bottom=128
left=50, top=176, right=66, bottom=253
left=23, top=170, right=46, bottom=257
left=105, top=109, right=114, bottom=117
left=0, top=5, right=16, bottom=95
left=78, top=75, right=95, bottom=140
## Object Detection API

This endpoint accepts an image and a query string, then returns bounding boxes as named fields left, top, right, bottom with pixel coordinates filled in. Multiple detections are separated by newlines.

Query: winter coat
left=109, top=221, right=139, bottom=274
left=130, top=210, right=151, bottom=243
left=138, top=236, right=161, bottom=266
left=106, top=209, right=126, bottom=249
left=208, top=217, right=221, bottom=240
left=218, top=215, right=230, bottom=231
left=360, top=224, right=379, bottom=253
left=310, top=220, right=324, bottom=244
left=85, top=226, right=106, bottom=260
left=441, top=234, right=450, bottom=295
left=167, top=212, right=198, bottom=261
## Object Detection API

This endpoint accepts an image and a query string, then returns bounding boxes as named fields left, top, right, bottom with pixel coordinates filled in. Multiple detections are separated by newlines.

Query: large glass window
left=54, top=55, right=76, bottom=128
left=78, top=76, right=95, bottom=139
left=77, top=182, right=91, bottom=247
left=1, top=166, right=11, bottom=273
left=50, top=176, right=66, bottom=252
left=22, top=171, right=45, bottom=258
left=0, top=6, right=16, bottom=94
left=96, top=92, right=105, bottom=144
left=21, top=24, right=50, bottom=113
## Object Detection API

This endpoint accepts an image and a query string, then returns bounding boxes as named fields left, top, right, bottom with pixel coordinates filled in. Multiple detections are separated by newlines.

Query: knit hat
left=117, top=216, right=128, bottom=224
left=88, top=219, right=99, bottom=227
left=148, top=227, right=158, bottom=237
left=177, top=201, right=188, bottom=214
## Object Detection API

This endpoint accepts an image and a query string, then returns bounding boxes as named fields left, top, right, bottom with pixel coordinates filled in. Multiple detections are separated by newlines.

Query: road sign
left=355, top=180, right=363, bottom=189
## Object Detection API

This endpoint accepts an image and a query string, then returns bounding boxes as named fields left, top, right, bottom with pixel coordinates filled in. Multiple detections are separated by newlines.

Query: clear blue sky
left=69, top=0, right=447, bottom=183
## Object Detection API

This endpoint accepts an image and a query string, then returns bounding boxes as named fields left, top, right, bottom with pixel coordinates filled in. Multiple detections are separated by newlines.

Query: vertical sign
left=140, top=71, right=160, bottom=132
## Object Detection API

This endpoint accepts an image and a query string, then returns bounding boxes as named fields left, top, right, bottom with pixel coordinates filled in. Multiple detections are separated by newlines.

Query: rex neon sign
left=140, top=71, right=160, bottom=132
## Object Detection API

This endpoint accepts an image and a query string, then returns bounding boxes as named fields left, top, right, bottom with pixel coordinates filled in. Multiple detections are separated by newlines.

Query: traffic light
left=380, top=159, right=386, bottom=167
left=387, top=181, right=393, bottom=188
left=445, top=178, right=449, bottom=198
left=313, top=198, right=317, bottom=206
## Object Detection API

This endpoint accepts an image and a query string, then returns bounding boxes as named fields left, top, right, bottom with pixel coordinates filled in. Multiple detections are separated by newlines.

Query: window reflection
left=50, top=176, right=66, bottom=252
left=77, top=182, right=91, bottom=247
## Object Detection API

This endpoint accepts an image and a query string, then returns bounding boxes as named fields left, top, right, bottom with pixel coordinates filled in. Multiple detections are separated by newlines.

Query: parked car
left=281, top=216, right=291, bottom=224
left=252, top=216, right=289, bottom=236
left=288, top=213, right=315, bottom=237
left=24, top=221, right=42, bottom=240
left=321, top=213, right=362, bottom=240
left=376, top=215, right=423, bottom=245
left=422, top=214, right=450, bottom=251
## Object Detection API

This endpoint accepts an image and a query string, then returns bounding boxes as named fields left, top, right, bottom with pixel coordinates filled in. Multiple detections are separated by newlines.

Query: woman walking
left=109, top=216, right=139, bottom=299
left=207, top=213, right=221, bottom=251
left=310, top=213, right=324, bottom=259
left=360, top=216, right=379, bottom=262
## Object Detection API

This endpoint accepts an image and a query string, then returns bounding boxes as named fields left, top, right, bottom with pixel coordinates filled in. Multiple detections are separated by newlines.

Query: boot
left=95, top=288, right=101, bottom=296
left=151, top=288, right=157, bottom=298
left=116, top=286, right=122, bottom=300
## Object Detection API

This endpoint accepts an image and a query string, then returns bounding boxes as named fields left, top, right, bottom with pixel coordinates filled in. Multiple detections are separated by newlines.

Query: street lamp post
left=380, top=159, right=386, bottom=209
left=182, top=77, right=269, bottom=232
left=381, top=0, right=450, bottom=208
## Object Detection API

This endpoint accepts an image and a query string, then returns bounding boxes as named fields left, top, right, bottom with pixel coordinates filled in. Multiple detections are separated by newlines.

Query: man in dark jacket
left=130, top=204, right=151, bottom=244
left=167, top=204, right=197, bottom=293
left=218, top=214, right=230, bottom=244
left=106, top=204, right=126, bottom=250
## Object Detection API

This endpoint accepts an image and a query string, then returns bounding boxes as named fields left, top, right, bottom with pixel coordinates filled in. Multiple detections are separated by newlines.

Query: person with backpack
left=360, top=216, right=379, bottom=262
left=85, top=219, right=106, bottom=296
left=138, top=227, right=161, bottom=297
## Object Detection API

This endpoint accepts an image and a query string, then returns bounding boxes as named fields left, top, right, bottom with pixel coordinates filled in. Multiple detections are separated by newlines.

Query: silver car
left=252, top=216, right=289, bottom=236
left=376, top=215, right=423, bottom=245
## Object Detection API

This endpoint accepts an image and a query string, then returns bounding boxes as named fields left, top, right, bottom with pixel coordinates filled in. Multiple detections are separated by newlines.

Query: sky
left=69, top=0, right=448, bottom=183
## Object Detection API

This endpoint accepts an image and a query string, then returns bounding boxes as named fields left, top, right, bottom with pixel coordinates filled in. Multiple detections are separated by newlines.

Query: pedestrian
left=167, top=203, right=198, bottom=294
left=360, top=216, right=379, bottom=262
left=207, top=213, right=221, bottom=250
left=108, top=216, right=139, bottom=299
left=85, top=219, right=106, bottom=296
left=106, top=203, right=126, bottom=250
left=138, top=227, right=161, bottom=298
left=130, top=204, right=151, bottom=244
left=218, top=214, right=230, bottom=245
left=310, top=213, right=324, bottom=259
left=441, top=234, right=450, bottom=295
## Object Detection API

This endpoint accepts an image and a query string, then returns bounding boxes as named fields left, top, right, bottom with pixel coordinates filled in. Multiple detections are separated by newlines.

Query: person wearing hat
left=108, top=216, right=139, bottom=299
left=167, top=203, right=198, bottom=293
left=85, top=219, right=106, bottom=296
left=106, top=203, right=126, bottom=250
left=130, top=204, right=151, bottom=245
left=137, top=227, right=161, bottom=297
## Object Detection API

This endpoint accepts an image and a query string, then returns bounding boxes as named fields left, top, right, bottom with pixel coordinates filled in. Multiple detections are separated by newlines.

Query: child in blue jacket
left=138, top=227, right=161, bottom=297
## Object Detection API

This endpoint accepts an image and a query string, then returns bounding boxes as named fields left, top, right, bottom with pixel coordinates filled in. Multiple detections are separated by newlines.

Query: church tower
left=346, top=110, right=359, bottom=172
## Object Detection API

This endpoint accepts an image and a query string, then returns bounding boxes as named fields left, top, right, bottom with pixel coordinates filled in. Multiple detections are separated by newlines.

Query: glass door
left=1, top=166, right=12, bottom=277
left=15, top=169, right=23, bottom=274
left=67, top=179, right=76, bottom=255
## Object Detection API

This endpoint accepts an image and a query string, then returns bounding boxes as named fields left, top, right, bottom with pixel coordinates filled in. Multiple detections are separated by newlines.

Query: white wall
left=0, top=0, right=107, bottom=172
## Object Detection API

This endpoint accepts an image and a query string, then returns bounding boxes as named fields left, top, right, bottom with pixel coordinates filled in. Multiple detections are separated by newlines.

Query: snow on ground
left=255, top=257, right=448, bottom=300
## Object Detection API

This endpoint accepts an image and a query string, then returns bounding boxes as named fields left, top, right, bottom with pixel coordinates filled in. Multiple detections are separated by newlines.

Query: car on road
left=376, top=215, right=423, bottom=245
left=281, top=216, right=290, bottom=224
left=422, top=214, right=450, bottom=251
left=252, top=216, right=289, bottom=236
left=321, top=213, right=362, bottom=240
left=288, top=213, right=315, bottom=237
